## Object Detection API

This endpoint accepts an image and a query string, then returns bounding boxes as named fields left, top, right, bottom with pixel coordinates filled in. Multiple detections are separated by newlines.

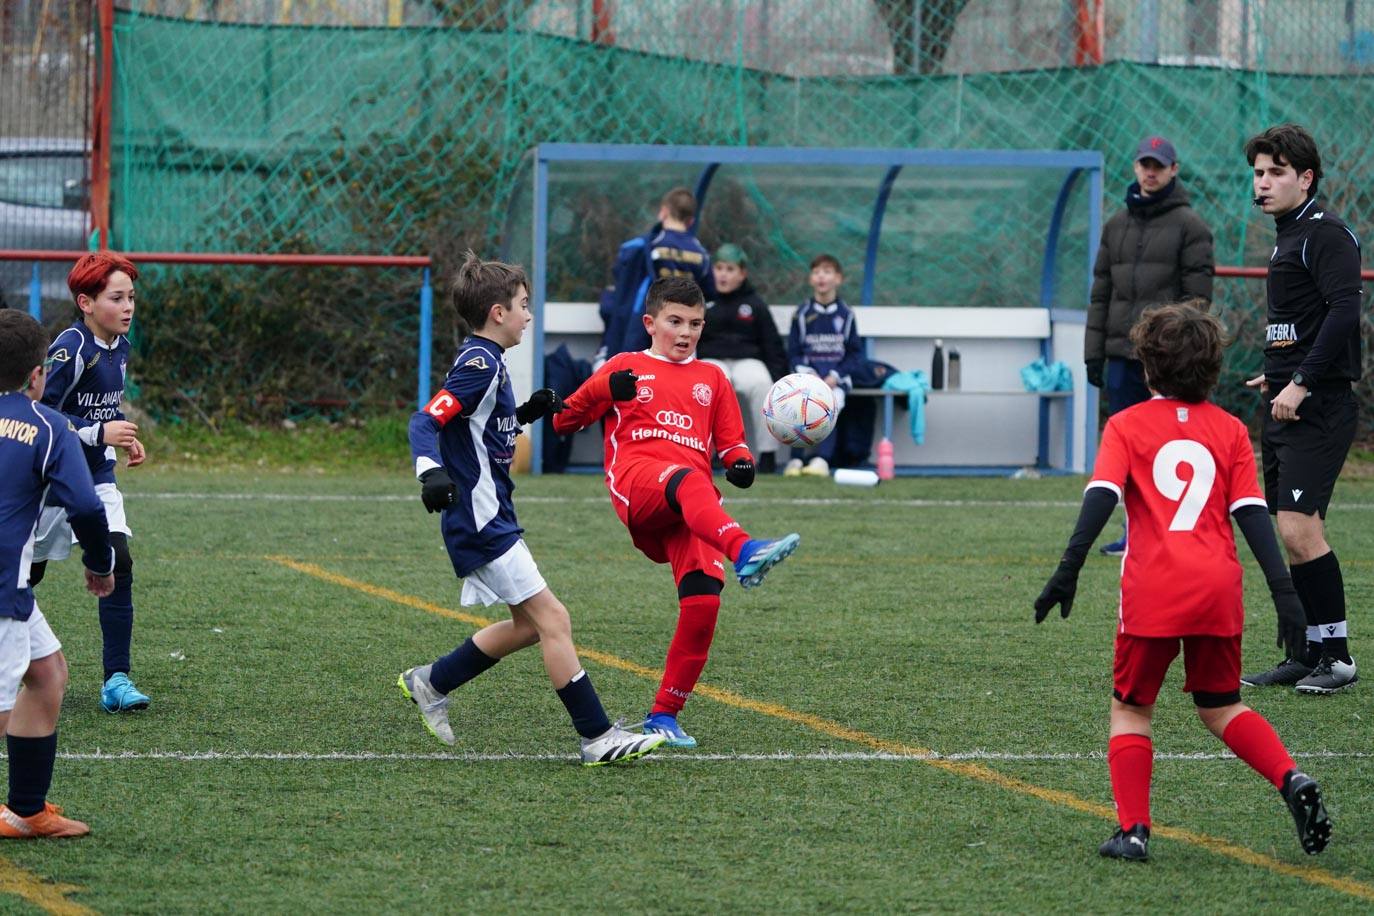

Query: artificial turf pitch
left=6, top=469, right=1373, bottom=913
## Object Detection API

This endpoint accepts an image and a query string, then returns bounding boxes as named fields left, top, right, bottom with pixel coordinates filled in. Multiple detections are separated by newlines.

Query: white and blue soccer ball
left=763, top=373, right=837, bottom=447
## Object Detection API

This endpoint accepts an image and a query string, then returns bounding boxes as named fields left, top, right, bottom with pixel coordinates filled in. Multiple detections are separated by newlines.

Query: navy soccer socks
left=6, top=732, right=57, bottom=817
left=429, top=637, right=500, bottom=694
left=556, top=670, right=611, bottom=739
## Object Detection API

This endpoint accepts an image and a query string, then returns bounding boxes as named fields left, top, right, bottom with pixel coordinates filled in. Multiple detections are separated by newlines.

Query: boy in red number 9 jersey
left=554, top=277, right=801, bottom=748
left=1034, top=303, right=1331, bottom=861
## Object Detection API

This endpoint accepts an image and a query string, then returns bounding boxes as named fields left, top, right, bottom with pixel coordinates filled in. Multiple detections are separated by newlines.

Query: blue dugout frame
left=524, top=143, right=1104, bottom=474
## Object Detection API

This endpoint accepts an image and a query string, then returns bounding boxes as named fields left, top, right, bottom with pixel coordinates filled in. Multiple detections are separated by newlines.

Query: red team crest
left=692, top=382, right=712, bottom=407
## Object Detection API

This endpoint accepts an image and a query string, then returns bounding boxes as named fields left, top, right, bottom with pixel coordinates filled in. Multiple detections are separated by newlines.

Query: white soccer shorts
left=0, top=606, right=62, bottom=712
left=31, top=482, right=131, bottom=563
left=460, top=539, right=548, bottom=607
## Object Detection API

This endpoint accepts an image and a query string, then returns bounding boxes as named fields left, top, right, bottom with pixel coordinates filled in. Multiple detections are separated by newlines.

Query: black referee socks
left=1291, top=551, right=1351, bottom=664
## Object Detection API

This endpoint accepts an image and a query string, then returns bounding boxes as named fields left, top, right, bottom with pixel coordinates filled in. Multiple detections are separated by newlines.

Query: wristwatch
left=1291, top=370, right=1309, bottom=388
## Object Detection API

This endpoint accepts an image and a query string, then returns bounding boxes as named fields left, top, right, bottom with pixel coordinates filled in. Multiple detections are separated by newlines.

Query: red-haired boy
left=30, top=252, right=149, bottom=712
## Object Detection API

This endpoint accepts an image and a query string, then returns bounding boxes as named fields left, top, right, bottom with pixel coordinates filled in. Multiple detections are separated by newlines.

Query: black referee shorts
left=1261, top=385, right=1357, bottom=518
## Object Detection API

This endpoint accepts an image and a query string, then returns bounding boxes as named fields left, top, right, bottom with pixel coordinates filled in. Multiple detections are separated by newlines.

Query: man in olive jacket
left=1086, top=135, right=1214, bottom=554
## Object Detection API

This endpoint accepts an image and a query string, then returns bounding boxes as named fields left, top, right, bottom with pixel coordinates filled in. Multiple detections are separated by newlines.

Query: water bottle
left=931, top=339, right=945, bottom=390
left=947, top=348, right=961, bottom=390
left=876, top=437, right=895, bottom=481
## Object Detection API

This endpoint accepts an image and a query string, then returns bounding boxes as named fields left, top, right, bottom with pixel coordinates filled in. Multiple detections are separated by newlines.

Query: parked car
left=0, top=137, right=89, bottom=316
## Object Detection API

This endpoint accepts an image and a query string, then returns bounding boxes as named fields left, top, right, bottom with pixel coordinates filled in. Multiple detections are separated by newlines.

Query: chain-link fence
left=3, top=1, right=1372, bottom=423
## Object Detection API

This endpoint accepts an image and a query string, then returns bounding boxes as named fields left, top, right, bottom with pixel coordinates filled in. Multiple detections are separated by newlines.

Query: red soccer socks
left=1108, top=733, right=1153, bottom=830
left=1222, top=710, right=1297, bottom=790
left=652, top=595, right=721, bottom=715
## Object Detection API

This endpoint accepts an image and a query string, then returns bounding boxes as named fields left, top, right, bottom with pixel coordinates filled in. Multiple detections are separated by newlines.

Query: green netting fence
left=8, top=1, right=1374, bottom=424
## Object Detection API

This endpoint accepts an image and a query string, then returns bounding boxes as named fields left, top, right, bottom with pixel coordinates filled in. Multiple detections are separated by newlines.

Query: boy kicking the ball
left=1035, top=302, right=1330, bottom=861
left=398, top=252, right=664, bottom=766
left=553, top=276, right=801, bottom=748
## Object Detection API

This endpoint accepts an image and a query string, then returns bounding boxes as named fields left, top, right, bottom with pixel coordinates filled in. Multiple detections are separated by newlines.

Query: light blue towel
left=1020, top=359, right=1074, bottom=392
left=881, top=370, right=930, bottom=445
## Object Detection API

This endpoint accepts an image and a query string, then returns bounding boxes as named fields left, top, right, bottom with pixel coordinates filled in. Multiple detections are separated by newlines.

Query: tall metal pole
left=91, top=0, right=114, bottom=249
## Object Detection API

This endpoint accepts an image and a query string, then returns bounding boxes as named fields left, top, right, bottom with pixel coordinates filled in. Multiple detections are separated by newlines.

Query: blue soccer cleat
left=734, top=534, right=800, bottom=589
left=101, top=673, right=149, bottom=712
left=642, top=712, right=697, bottom=749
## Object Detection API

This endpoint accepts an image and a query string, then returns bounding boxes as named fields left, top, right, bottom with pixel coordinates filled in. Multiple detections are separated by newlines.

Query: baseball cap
left=1135, top=136, right=1177, bottom=166
left=714, top=243, right=748, bottom=266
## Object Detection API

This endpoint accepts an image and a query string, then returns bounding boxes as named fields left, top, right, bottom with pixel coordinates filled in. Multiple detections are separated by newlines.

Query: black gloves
left=515, top=388, right=564, bottom=426
left=1085, top=358, right=1105, bottom=389
left=609, top=370, right=637, bottom=401
left=419, top=467, right=456, bottom=513
left=725, top=458, right=755, bottom=489
left=1034, top=562, right=1079, bottom=623
left=1271, top=582, right=1308, bottom=660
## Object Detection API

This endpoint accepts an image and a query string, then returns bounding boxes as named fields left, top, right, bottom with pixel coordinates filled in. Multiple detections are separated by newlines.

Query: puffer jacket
left=1085, top=181, right=1214, bottom=361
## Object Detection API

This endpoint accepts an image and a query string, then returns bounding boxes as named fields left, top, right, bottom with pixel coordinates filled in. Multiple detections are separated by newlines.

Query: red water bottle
left=877, top=436, right=895, bottom=481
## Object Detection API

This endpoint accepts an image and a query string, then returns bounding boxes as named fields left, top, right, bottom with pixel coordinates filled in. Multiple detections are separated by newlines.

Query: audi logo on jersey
left=655, top=410, right=694, bottom=430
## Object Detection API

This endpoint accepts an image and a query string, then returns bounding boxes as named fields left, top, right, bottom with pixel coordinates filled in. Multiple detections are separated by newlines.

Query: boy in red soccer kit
left=1035, top=303, right=1331, bottom=861
left=554, top=276, right=801, bottom=748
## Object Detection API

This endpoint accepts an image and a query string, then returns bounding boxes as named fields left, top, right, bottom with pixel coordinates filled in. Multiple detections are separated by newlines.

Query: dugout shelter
left=503, top=144, right=1104, bottom=475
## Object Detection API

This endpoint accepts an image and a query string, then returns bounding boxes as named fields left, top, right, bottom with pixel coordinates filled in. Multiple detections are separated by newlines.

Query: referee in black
left=1241, top=125, right=1362, bottom=694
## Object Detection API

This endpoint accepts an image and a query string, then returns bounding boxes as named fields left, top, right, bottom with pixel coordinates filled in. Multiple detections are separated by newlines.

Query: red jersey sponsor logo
left=655, top=410, right=694, bottom=430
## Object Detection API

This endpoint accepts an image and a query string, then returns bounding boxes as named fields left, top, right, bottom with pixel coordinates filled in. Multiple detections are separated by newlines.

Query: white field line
left=122, top=492, right=1374, bottom=510
left=34, top=749, right=1374, bottom=763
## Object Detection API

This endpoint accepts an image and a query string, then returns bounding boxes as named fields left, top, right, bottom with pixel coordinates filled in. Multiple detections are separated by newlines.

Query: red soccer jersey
left=1088, top=398, right=1267, bottom=638
left=553, top=351, right=751, bottom=504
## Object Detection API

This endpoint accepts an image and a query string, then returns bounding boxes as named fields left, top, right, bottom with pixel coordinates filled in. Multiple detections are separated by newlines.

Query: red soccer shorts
left=611, top=463, right=728, bottom=587
left=1112, top=634, right=1242, bottom=707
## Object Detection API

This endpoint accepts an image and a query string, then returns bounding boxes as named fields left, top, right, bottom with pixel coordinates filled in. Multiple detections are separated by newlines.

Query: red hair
left=68, top=252, right=138, bottom=303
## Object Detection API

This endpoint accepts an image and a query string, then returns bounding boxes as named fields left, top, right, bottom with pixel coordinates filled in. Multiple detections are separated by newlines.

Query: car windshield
left=0, top=154, right=86, bottom=209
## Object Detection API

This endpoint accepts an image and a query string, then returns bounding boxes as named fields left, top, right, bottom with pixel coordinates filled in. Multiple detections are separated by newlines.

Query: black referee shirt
left=1264, top=197, right=1363, bottom=386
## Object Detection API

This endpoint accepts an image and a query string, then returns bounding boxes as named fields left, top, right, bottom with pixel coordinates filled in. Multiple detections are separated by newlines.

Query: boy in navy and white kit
left=30, top=252, right=149, bottom=713
left=0, top=310, right=115, bottom=838
left=784, top=254, right=864, bottom=477
left=397, top=251, right=664, bottom=766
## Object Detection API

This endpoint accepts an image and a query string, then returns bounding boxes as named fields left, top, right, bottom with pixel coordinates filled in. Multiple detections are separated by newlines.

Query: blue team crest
left=833, top=316, right=843, bottom=332
left=463, top=354, right=490, bottom=371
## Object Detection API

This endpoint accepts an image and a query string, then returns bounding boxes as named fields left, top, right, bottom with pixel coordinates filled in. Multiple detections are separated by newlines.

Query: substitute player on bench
left=554, top=276, right=800, bottom=748
left=1035, top=303, right=1330, bottom=861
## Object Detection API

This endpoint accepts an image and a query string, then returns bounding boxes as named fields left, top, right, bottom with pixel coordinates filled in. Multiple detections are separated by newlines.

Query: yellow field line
left=268, top=556, right=1374, bottom=902
left=0, top=858, right=93, bottom=915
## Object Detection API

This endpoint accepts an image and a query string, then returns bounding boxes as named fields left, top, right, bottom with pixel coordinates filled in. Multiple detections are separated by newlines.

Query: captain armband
left=422, top=390, right=463, bottom=427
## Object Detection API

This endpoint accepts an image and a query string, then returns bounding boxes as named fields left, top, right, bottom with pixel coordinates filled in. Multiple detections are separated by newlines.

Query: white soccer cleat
left=397, top=665, right=455, bottom=745
left=580, top=723, right=666, bottom=767
left=801, top=456, right=830, bottom=477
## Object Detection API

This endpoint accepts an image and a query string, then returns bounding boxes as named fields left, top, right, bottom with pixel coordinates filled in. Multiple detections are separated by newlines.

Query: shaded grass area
left=9, top=470, right=1374, bottom=912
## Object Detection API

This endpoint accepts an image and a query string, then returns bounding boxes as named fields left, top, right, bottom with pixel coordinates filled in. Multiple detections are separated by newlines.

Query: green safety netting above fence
left=11, top=0, right=1370, bottom=420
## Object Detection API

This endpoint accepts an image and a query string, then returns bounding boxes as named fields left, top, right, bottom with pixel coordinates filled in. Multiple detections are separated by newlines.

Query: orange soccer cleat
left=0, top=803, right=90, bottom=838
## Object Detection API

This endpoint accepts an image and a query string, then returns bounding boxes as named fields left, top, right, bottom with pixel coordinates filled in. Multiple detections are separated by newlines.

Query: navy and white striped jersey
left=41, top=321, right=130, bottom=485
left=408, top=336, right=523, bottom=577
left=0, top=392, right=113, bottom=621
